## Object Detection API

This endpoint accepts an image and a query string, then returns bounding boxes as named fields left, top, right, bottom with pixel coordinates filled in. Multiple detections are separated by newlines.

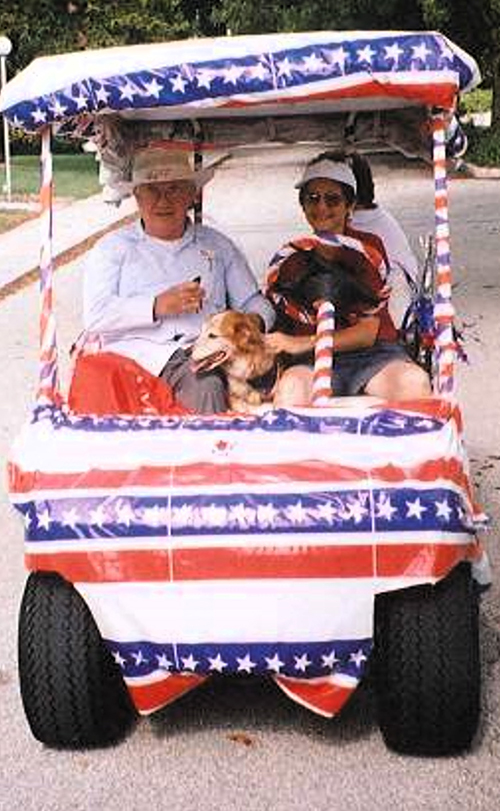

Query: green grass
left=7, top=153, right=100, bottom=199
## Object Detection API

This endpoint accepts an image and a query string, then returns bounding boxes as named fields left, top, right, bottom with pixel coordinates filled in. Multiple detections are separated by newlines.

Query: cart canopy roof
left=0, top=30, right=480, bottom=135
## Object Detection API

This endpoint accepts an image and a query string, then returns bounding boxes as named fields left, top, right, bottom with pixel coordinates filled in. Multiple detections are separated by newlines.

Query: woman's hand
left=265, top=332, right=315, bottom=355
left=154, top=280, right=205, bottom=318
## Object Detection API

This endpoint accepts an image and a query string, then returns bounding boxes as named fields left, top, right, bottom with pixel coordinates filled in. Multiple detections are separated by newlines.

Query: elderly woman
left=265, top=151, right=431, bottom=406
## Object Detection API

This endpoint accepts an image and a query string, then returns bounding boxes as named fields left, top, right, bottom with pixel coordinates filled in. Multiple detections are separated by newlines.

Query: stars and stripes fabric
left=0, top=31, right=480, bottom=133
left=8, top=399, right=485, bottom=717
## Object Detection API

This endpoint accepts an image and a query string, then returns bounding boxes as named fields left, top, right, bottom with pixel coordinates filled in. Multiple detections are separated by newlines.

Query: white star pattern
left=256, top=503, right=278, bottom=527
left=412, top=43, right=432, bottom=62
left=156, top=653, right=173, bottom=670
left=37, top=508, right=52, bottom=531
left=95, top=85, right=110, bottom=105
left=171, top=503, right=193, bottom=527
left=350, top=649, right=368, bottom=669
left=23, top=512, right=32, bottom=529
left=435, top=498, right=453, bottom=521
left=208, top=653, right=228, bottom=673
left=202, top=503, right=228, bottom=528
left=223, top=64, right=245, bottom=85
left=181, top=654, right=199, bottom=672
left=316, top=500, right=340, bottom=524
left=119, top=82, right=137, bottom=101
left=90, top=504, right=107, bottom=528
left=196, top=69, right=216, bottom=89
left=31, top=108, right=47, bottom=124
left=50, top=99, right=67, bottom=118
left=294, top=653, right=312, bottom=673
left=439, top=43, right=456, bottom=65
left=406, top=498, right=427, bottom=520
left=321, top=650, right=340, bottom=669
left=327, top=47, right=348, bottom=72
left=61, top=507, right=80, bottom=529
left=302, top=53, right=325, bottom=73
left=344, top=498, right=368, bottom=524
left=249, top=61, right=268, bottom=81
left=144, top=78, right=163, bottom=98
left=131, top=650, right=148, bottom=666
left=171, top=74, right=188, bottom=93
left=236, top=653, right=256, bottom=673
left=229, top=503, right=255, bottom=528
left=265, top=653, right=285, bottom=673
left=72, top=92, right=88, bottom=110
left=116, top=501, right=136, bottom=526
left=384, top=43, right=404, bottom=64
left=357, top=45, right=376, bottom=64
left=277, top=57, right=293, bottom=78
left=376, top=495, right=398, bottom=521
left=142, top=504, right=167, bottom=528
left=286, top=500, right=308, bottom=524
left=113, top=651, right=127, bottom=669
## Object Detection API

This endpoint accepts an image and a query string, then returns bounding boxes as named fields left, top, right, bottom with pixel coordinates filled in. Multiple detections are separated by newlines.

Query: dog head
left=190, top=311, right=266, bottom=375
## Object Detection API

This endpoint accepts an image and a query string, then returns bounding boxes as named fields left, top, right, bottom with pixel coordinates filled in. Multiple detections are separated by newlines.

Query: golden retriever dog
left=190, top=311, right=278, bottom=412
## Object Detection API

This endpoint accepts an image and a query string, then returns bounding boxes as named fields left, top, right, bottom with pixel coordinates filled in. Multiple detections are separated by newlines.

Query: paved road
left=0, top=148, right=499, bottom=811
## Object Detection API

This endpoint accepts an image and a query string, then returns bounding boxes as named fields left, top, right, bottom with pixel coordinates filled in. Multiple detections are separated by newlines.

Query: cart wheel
left=18, top=572, right=137, bottom=748
left=374, top=563, right=480, bottom=756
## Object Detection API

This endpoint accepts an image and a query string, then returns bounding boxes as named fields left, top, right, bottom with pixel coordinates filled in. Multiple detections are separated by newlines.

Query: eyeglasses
left=303, top=192, right=345, bottom=207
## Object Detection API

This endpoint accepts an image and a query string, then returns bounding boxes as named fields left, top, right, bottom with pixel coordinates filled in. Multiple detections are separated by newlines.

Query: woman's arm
left=266, top=315, right=380, bottom=355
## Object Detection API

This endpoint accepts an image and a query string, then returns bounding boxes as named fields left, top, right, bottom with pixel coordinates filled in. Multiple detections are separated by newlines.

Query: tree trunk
left=491, top=32, right=500, bottom=130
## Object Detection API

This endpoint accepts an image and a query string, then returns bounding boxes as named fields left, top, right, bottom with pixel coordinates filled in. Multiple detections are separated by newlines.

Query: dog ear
left=231, top=314, right=264, bottom=353
left=245, top=313, right=265, bottom=333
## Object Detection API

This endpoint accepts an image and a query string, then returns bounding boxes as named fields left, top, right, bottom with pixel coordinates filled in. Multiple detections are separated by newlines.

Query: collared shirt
left=83, top=220, right=275, bottom=375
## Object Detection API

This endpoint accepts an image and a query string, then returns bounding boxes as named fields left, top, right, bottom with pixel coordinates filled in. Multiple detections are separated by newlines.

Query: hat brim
left=130, top=164, right=215, bottom=191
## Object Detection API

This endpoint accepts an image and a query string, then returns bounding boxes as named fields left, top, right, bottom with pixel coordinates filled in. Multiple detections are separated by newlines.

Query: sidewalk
left=0, top=193, right=136, bottom=292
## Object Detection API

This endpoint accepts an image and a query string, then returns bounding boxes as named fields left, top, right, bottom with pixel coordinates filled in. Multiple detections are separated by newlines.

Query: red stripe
left=222, top=80, right=458, bottom=111
left=127, top=673, right=206, bottom=714
left=274, top=674, right=356, bottom=717
left=25, top=541, right=477, bottom=583
left=8, top=456, right=474, bottom=499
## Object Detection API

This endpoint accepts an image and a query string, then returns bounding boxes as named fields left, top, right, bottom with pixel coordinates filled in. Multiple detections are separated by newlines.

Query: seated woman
left=265, top=152, right=431, bottom=407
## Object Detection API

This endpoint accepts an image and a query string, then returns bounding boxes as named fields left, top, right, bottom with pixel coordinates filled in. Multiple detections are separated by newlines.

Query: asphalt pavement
left=0, top=149, right=499, bottom=811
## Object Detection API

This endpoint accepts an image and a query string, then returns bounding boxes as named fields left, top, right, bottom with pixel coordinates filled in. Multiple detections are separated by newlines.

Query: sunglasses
left=303, top=191, right=346, bottom=207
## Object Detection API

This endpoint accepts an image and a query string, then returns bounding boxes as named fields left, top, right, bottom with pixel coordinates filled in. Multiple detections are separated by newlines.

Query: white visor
left=295, top=159, right=357, bottom=194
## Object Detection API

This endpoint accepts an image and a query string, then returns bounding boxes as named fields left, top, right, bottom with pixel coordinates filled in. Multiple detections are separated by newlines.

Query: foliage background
left=1, top=1, right=499, bottom=163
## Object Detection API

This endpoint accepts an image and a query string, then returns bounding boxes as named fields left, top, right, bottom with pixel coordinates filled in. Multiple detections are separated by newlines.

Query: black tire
left=374, top=563, right=480, bottom=756
left=18, top=572, right=137, bottom=748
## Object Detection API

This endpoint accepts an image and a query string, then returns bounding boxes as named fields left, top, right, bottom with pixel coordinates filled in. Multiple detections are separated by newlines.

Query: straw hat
left=131, top=147, right=215, bottom=190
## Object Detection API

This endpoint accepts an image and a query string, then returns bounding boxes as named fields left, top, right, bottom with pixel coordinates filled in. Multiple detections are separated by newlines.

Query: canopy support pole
left=432, top=112, right=456, bottom=397
left=37, top=125, right=60, bottom=406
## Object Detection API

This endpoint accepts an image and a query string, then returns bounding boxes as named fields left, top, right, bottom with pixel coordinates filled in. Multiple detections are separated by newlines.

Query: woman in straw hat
left=82, top=145, right=275, bottom=413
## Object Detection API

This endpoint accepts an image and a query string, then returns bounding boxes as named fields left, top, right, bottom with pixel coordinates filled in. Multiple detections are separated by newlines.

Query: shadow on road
left=148, top=671, right=378, bottom=746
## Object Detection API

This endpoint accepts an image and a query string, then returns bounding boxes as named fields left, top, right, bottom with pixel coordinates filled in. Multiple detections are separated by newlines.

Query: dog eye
left=207, top=332, right=217, bottom=339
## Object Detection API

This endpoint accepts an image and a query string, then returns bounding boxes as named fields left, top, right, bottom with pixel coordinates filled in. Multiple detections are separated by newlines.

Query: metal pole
left=1, top=55, right=11, bottom=202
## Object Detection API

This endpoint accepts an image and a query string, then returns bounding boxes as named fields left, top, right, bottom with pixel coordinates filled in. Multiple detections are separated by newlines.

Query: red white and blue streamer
left=432, top=114, right=455, bottom=396
left=0, top=32, right=480, bottom=132
left=8, top=400, right=485, bottom=717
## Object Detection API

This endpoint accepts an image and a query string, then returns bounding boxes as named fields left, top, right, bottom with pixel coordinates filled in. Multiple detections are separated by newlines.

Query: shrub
left=463, top=123, right=500, bottom=167
left=459, top=88, right=493, bottom=116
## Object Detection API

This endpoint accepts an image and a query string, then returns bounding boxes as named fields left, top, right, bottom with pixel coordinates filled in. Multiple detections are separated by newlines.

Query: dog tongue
left=191, top=350, right=227, bottom=374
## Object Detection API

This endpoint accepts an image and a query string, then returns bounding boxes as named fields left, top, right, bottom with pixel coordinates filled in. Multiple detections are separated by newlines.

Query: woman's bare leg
left=274, top=365, right=313, bottom=407
left=364, top=360, right=431, bottom=399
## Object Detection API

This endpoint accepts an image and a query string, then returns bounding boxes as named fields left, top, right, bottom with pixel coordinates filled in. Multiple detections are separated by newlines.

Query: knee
left=274, top=366, right=312, bottom=407
left=399, top=364, right=432, bottom=398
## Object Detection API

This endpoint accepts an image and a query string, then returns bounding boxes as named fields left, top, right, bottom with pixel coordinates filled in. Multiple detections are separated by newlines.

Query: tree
left=419, top=0, right=500, bottom=129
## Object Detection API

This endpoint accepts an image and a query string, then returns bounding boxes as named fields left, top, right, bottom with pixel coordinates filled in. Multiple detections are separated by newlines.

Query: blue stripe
left=31, top=404, right=445, bottom=437
left=105, top=637, right=373, bottom=680
left=19, top=486, right=474, bottom=541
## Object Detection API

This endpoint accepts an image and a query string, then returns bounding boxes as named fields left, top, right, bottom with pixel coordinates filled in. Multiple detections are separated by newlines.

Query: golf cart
left=0, top=29, right=488, bottom=755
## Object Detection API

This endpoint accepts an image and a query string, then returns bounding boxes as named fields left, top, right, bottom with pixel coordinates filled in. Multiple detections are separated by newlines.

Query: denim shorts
left=332, top=342, right=412, bottom=396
